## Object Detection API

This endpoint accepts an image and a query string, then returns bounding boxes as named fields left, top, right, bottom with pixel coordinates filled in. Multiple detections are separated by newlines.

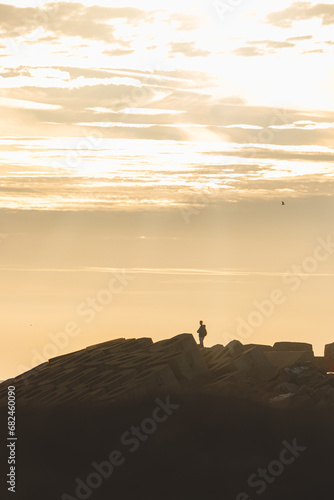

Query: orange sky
left=0, top=0, right=334, bottom=380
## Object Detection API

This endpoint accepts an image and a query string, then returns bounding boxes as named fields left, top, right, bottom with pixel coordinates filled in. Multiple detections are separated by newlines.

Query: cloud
left=4, top=265, right=334, bottom=277
left=204, top=145, right=334, bottom=162
left=1, top=134, right=334, bottom=213
left=168, top=12, right=203, bottom=31
left=233, top=39, right=296, bottom=57
left=30, top=68, right=70, bottom=79
left=0, top=65, right=217, bottom=130
left=50, top=66, right=134, bottom=81
left=120, top=108, right=185, bottom=115
left=0, top=97, right=61, bottom=110
left=207, top=124, right=334, bottom=147
left=249, top=40, right=295, bottom=49
left=233, top=46, right=264, bottom=57
left=1, top=61, right=334, bottom=146
left=1, top=139, right=333, bottom=211
left=286, top=35, right=313, bottom=42
left=217, top=96, right=247, bottom=105
left=223, top=124, right=262, bottom=130
left=169, top=41, right=210, bottom=57
left=0, top=66, right=31, bottom=78
left=0, top=2, right=146, bottom=43
left=0, top=81, right=158, bottom=120
left=0, top=64, right=212, bottom=96
left=20, top=64, right=216, bottom=92
left=269, top=120, right=334, bottom=130
left=77, top=122, right=153, bottom=128
left=103, top=48, right=135, bottom=57
left=267, top=3, right=334, bottom=28
left=303, top=49, right=326, bottom=54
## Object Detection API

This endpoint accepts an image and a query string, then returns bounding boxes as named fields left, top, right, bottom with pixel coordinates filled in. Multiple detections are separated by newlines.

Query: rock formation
left=1, top=334, right=333, bottom=500
left=1, top=334, right=333, bottom=410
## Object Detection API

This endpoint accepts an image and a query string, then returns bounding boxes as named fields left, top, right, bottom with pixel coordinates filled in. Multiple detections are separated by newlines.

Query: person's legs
left=199, top=337, right=204, bottom=348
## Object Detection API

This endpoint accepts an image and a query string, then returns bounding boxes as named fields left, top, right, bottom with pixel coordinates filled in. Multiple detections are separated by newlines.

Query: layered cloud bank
left=0, top=0, right=333, bottom=211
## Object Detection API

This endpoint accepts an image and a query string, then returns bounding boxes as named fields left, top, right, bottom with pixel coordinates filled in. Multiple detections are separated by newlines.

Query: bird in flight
left=281, top=201, right=285, bottom=205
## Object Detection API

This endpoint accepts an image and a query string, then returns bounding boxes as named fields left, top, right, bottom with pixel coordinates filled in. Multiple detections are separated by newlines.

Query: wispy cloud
left=169, top=41, right=210, bottom=57
left=1, top=266, right=334, bottom=278
left=0, top=2, right=146, bottom=42
left=120, top=108, right=185, bottom=115
left=0, top=1, right=333, bottom=212
left=0, top=137, right=333, bottom=210
left=0, top=97, right=61, bottom=110
left=267, top=2, right=334, bottom=28
left=269, top=121, right=334, bottom=130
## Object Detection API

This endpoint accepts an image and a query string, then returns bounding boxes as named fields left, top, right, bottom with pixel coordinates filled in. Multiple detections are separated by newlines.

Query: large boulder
left=226, top=339, right=244, bottom=356
left=244, top=344, right=273, bottom=351
left=325, top=342, right=334, bottom=371
left=204, top=344, right=278, bottom=384
left=264, top=350, right=314, bottom=369
left=273, top=341, right=313, bottom=352
left=230, top=346, right=278, bottom=383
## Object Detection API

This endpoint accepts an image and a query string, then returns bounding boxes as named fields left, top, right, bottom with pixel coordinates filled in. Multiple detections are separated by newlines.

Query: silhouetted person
left=197, top=320, right=207, bottom=348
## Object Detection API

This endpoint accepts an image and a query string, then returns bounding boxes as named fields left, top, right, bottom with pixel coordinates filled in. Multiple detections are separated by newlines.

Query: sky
left=0, top=0, right=334, bottom=380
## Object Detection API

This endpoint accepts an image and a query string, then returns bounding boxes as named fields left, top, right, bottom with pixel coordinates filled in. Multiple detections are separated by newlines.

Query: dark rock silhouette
left=325, top=342, right=334, bottom=371
left=0, top=333, right=333, bottom=410
left=0, top=334, right=333, bottom=500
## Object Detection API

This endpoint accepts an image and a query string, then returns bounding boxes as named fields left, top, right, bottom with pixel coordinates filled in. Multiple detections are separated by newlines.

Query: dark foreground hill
left=1, top=334, right=333, bottom=500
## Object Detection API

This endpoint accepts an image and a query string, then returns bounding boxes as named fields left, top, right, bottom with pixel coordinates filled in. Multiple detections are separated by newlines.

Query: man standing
left=197, top=320, right=207, bottom=348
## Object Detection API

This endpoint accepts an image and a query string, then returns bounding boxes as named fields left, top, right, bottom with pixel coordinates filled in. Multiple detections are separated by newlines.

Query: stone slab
left=264, top=351, right=314, bottom=369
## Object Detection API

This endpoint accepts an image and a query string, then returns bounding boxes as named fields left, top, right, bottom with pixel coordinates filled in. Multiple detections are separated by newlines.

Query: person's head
left=199, top=320, right=203, bottom=325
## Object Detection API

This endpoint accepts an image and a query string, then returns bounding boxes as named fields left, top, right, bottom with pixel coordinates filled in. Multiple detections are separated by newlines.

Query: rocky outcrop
left=273, top=341, right=313, bottom=352
left=325, top=342, right=334, bottom=371
left=1, top=335, right=333, bottom=500
left=264, top=350, right=314, bottom=369
left=202, top=341, right=278, bottom=391
left=266, top=362, right=334, bottom=409
left=0, top=334, right=209, bottom=406
left=0, top=334, right=332, bottom=410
